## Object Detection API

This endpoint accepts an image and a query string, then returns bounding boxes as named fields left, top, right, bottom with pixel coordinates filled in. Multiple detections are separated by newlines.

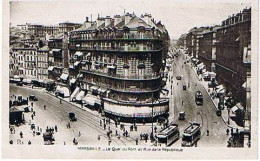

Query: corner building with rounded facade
left=69, top=13, right=170, bottom=123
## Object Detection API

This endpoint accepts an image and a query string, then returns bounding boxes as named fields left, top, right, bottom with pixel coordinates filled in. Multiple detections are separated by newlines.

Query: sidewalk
left=191, top=66, right=242, bottom=130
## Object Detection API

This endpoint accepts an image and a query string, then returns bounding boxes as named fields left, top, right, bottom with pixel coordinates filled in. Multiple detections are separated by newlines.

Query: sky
left=10, top=0, right=251, bottom=39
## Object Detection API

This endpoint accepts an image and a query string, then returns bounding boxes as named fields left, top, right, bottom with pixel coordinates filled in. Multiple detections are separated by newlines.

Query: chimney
left=124, top=13, right=131, bottom=25
left=105, top=16, right=111, bottom=27
left=114, top=15, right=122, bottom=26
left=97, top=17, right=105, bottom=27
left=143, top=13, right=152, bottom=26
left=84, top=17, right=92, bottom=28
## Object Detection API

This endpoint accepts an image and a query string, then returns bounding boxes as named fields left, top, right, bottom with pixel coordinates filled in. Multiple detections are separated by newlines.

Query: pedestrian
left=115, top=130, right=118, bottom=136
left=68, top=122, right=70, bottom=128
left=104, top=123, right=106, bottom=130
left=33, top=130, right=35, bottom=136
left=100, top=120, right=102, bottom=126
left=136, top=138, right=138, bottom=145
left=125, top=130, right=128, bottom=137
left=60, top=99, right=62, bottom=104
left=207, top=130, right=209, bottom=136
left=98, top=135, right=100, bottom=140
left=78, top=131, right=81, bottom=137
left=44, top=105, right=46, bottom=110
left=231, top=128, right=234, bottom=136
left=20, top=131, right=23, bottom=138
left=154, top=126, right=157, bottom=133
left=64, top=142, right=66, bottom=145
left=226, top=129, right=230, bottom=135
left=31, top=114, right=34, bottom=120
left=55, top=125, right=57, bottom=132
left=33, top=111, right=35, bottom=116
left=28, top=140, right=31, bottom=145
left=182, top=101, right=184, bottom=106
left=73, top=138, right=76, bottom=144
left=31, top=102, right=33, bottom=107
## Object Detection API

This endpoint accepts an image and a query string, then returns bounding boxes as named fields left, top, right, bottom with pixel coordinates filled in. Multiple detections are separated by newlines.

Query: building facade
left=37, top=46, right=49, bottom=81
left=68, top=13, right=170, bottom=123
left=215, top=8, right=251, bottom=106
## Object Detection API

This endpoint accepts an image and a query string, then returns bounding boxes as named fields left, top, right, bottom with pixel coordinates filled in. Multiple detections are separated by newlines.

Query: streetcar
left=195, top=91, right=203, bottom=105
left=156, top=123, right=180, bottom=146
left=181, top=122, right=201, bottom=147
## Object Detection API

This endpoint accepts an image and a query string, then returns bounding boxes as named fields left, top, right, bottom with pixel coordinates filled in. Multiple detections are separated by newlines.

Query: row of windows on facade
left=70, top=30, right=158, bottom=39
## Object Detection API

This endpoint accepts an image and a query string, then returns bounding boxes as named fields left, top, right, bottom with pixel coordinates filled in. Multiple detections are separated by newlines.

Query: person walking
left=20, top=131, right=23, bottom=138
left=44, top=105, right=46, bottom=110
left=55, top=125, right=57, bottom=132
left=60, top=99, right=62, bottom=104
left=226, top=129, right=230, bottom=135
left=207, top=130, right=209, bottom=136
left=136, top=138, right=138, bottom=145
left=31, top=102, right=33, bottom=107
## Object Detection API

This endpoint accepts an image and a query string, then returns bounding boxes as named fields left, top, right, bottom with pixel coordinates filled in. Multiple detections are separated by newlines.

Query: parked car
left=176, top=76, right=182, bottom=80
left=178, top=112, right=186, bottom=120
left=69, top=112, right=77, bottom=121
left=29, top=95, right=38, bottom=101
left=16, top=82, right=23, bottom=86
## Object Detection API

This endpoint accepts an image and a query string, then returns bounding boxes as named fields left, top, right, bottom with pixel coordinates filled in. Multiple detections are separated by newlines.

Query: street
left=9, top=49, right=230, bottom=147
left=167, top=50, right=229, bottom=146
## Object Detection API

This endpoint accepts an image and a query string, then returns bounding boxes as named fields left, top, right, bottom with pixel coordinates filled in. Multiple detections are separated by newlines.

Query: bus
left=156, top=123, right=180, bottom=146
left=195, top=91, right=203, bottom=105
left=181, top=123, right=201, bottom=147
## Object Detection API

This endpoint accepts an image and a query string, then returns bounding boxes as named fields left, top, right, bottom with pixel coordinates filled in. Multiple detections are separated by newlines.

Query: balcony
left=102, top=97, right=169, bottom=106
left=69, top=46, right=161, bottom=53
left=70, top=33, right=161, bottom=41
left=80, top=68, right=160, bottom=80
left=110, top=86, right=160, bottom=93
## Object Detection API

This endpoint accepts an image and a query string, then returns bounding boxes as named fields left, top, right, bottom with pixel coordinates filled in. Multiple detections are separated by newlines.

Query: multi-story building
left=198, top=25, right=220, bottom=72
left=37, top=46, right=49, bottom=81
left=12, top=47, right=38, bottom=79
left=215, top=7, right=251, bottom=107
left=47, top=34, right=69, bottom=81
left=58, top=22, right=83, bottom=33
left=186, top=27, right=209, bottom=58
left=28, top=24, right=59, bottom=37
left=68, top=13, right=170, bottom=123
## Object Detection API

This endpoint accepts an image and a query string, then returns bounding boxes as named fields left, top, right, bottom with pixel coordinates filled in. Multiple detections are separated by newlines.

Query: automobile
left=43, top=132, right=55, bottom=145
left=183, top=85, right=187, bottom=90
left=24, top=106, right=30, bottom=112
left=29, top=95, right=38, bottom=101
left=195, top=91, right=203, bottom=105
left=178, top=112, right=186, bottom=120
left=176, top=76, right=182, bottom=80
left=16, top=82, right=23, bottom=86
left=216, top=109, right=222, bottom=116
left=69, top=112, right=77, bottom=121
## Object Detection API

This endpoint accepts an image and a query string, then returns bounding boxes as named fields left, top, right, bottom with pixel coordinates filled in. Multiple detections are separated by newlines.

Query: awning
left=216, top=85, right=224, bottom=90
left=70, top=87, right=80, bottom=100
left=74, top=61, right=80, bottom=67
left=90, top=86, right=98, bottom=91
left=86, top=52, right=91, bottom=57
left=60, top=73, right=69, bottom=80
left=75, top=51, right=83, bottom=57
left=97, top=88, right=107, bottom=93
left=48, top=66, right=55, bottom=71
left=216, top=88, right=225, bottom=94
left=52, top=49, right=61, bottom=52
left=107, top=65, right=116, bottom=69
left=22, top=79, right=32, bottom=84
left=82, top=95, right=95, bottom=106
left=55, top=86, right=70, bottom=97
left=76, top=91, right=85, bottom=101
left=83, top=95, right=101, bottom=106
left=13, top=75, right=20, bottom=79
left=202, top=69, right=206, bottom=73
left=70, top=78, right=76, bottom=84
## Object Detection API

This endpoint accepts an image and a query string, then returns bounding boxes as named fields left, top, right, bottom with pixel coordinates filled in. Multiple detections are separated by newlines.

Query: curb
left=191, top=66, right=234, bottom=129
